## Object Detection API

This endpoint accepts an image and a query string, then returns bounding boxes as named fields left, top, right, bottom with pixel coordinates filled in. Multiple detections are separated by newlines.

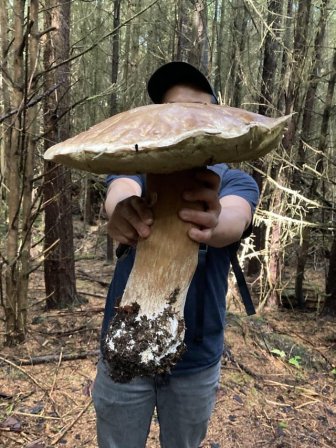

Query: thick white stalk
left=104, top=170, right=201, bottom=382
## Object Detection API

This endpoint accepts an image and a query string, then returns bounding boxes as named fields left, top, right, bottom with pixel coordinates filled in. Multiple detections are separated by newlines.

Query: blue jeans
left=92, top=358, right=221, bottom=448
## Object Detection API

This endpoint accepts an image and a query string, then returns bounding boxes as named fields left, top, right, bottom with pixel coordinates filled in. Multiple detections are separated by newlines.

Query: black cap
left=147, top=61, right=218, bottom=104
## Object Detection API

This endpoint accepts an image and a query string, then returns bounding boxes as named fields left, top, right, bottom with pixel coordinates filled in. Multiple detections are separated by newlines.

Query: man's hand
left=179, top=169, right=252, bottom=247
left=178, top=169, right=221, bottom=244
left=105, top=178, right=153, bottom=246
left=107, top=195, right=153, bottom=246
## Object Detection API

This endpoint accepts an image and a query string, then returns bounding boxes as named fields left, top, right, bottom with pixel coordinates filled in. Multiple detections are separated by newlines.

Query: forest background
left=0, top=0, right=335, bottom=447
left=1, top=0, right=335, bottom=344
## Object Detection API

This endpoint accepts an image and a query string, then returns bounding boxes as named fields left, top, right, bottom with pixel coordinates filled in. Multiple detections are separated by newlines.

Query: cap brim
left=147, top=62, right=218, bottom=104
left=44, top=103, right=290, bottom=174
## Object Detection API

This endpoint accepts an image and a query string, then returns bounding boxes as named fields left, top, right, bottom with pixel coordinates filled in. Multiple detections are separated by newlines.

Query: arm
left=105, top=178, right=153, bottom=246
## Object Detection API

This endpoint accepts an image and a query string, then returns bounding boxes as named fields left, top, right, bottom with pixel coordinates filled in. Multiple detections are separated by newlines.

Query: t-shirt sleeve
left=210, top=165, right=259, bottom=239
left=210, top=164, right=259, bottom=213
left=105, top=174, right=145, bottom=191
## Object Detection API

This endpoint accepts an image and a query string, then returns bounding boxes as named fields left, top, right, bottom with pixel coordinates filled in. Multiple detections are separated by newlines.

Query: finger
left=179, top=209, right=218, bottom=229
left=116, top=201, right=152, bottom=238
left=130, top=196, right=154, bottom=225
left=109, top=219, right=140, bottom=244
left=188, top=227, right=213, bottom=244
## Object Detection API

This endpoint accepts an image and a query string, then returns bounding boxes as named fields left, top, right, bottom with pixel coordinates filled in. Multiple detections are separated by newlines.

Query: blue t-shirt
left=102, top=164, right=259, bottom=375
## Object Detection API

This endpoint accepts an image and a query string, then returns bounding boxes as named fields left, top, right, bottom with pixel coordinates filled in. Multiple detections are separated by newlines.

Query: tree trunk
left=214, top=0, right=226, bottom=97
left=322, top=47, right=336, bottom=315
left=176, top=0, right=189, bottom=61
left=282, top=0, right=312, bottom=151
left=247, top=0, right=282, bottom=279
left=326, top=237, right=336, bottom=316
left=231, top=1, right=248, bottom=108
left=18, top=0, right=40, bottom=332
left=106, top=0, right=122, bottom=263
left=294, top=0, right=330, bottom=307
left=189, top=0, right=209, bottom=74
left=43, top=0, right=79, bottom=309
left=3, top=0, right=26, bottom=344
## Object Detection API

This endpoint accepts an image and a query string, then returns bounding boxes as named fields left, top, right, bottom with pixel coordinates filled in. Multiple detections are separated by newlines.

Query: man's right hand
left=107, top=195, right=153, bottom=246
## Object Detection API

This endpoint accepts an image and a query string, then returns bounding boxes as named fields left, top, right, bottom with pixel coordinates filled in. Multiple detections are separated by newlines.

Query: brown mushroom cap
left=44, top=103, right=290, bottom=174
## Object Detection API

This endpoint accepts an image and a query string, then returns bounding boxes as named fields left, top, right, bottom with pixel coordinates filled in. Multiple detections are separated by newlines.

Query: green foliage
left=270, top=348, right=286, bottom=359
left=271, top=348, right=302, bottom=369
left=288, top=356, right=302, bottom=369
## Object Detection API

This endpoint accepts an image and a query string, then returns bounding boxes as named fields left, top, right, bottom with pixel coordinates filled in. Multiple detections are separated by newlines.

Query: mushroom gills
left=103, top=170, right=202, bottom=382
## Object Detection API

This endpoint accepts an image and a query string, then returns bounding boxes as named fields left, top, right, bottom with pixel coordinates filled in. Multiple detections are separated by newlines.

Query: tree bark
left=323, top=47, right=336, bottom=315
left=231, top=0, right=248, bottom=108
left=43, top=0, right=79, bottom=309
left=189, top=0, right=209, bottom=74
left=3, top=0, right=26, bottom=344
left=294, top=0, right=330, bottom=308
left=214, top=0, right=226, bottom=97
left=106, top=0, right=122, bottom=262
left=247, top=0, right=282, bottom=279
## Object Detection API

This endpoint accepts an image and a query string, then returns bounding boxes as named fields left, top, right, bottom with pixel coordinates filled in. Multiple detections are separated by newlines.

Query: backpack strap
left=228, top=241, right=256, bottom=316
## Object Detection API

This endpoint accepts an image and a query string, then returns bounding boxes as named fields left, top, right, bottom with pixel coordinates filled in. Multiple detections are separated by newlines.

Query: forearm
left=105, top=178, right=142, bottom=218
left=206, top=205, right=251, bottom=248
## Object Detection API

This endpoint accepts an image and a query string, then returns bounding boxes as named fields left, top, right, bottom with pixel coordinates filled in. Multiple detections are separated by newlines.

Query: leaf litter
left=0, top=220, right=335, bottom=447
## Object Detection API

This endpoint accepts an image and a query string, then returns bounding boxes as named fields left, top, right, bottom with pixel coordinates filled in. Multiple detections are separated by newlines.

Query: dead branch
left=33, top=325, right=95, bottom=337
left=77, top=269, right=110, bottom=287
left=4, top=350, right=100, bottom=366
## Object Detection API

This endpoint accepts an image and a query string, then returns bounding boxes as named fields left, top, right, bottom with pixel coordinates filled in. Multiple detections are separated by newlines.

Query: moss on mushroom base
left=103, top=302, right=186, bottom=383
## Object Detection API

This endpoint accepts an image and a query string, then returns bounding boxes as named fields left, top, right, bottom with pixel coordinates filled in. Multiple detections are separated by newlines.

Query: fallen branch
left=77, top=269, right=110, bottom=287
left=6, top=350, right=100, bottom=366
left=45, top=306, right=105, bottom=317
left=77, top=291, right=106, bottom=299
left=34, top=325, right=94, bottom=336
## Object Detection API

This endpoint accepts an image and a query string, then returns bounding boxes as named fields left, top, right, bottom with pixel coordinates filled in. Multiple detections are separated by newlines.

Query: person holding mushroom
left=92, top=62, right=260, bottom=448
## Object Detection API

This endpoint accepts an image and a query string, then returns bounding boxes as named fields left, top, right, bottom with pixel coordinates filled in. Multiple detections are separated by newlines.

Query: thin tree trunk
left=4, top=0, right=26, bottom=344
left=277, top=0, right=293, bottom=112
left=214, top=0, right=226, bottom=97
left=231, top=1, right=248, bottom=108
left=106, top=0, right=122, bottom=263
left=282, top=0, right=312, bottom=150
left=209, top=0, right=219, bottom=72
left=176, top=0, right=189, bottom=61
left=190, top=0, right=209, bottom=74
left=323, top=47, right=336, bottom=315
left=294, top=0, right=330, bottom=307
left=43, top=0, right=79, bottom=309
left=18, top=0, right=39, bottom=331
left=247, top=0, right=282, bottom=279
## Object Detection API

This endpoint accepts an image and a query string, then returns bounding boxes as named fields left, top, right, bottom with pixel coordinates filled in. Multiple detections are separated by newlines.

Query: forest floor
left=0, top=221, right=335, bottom=448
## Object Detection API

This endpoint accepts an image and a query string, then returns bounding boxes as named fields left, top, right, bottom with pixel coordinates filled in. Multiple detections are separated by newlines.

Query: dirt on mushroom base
left=103, top=301, right=186, bottom=382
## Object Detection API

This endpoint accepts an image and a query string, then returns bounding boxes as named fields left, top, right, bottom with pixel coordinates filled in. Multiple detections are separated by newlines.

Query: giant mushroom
left=44, top=102, right=289, bottom=382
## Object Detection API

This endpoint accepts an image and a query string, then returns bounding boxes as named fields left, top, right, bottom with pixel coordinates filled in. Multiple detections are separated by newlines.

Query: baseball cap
left=147, top=61, right=218, bottom=104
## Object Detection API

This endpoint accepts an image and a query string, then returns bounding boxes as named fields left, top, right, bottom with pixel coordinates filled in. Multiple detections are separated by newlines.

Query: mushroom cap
left=44, top=103, right=290, bottom=174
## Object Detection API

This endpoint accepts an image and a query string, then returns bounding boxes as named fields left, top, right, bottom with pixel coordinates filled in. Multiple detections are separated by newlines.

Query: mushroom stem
left=103, top=170, right=202, bottom=382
